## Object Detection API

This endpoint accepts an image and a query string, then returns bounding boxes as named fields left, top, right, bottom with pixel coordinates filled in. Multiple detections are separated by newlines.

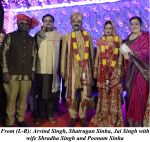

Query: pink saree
left=125, top=32, right=149, bottom=126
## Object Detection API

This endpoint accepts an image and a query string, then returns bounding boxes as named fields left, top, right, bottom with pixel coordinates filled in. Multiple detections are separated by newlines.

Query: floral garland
left=98, top=35, right=119, bottom=82
left=71, top=30, right=89, bottom=71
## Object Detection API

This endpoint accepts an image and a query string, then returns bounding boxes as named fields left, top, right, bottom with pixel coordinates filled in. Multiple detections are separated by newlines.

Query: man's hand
left=32, top=72, right=35, bottom=81
left=3, top=72, right=10, bottom=83
left=93, top=70, right=98, bottom=79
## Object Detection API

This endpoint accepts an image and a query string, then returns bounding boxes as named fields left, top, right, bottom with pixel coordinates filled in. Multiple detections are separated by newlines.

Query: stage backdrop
left=0, top=0, right=4, bottom=30
left=3, top=0, right=150, bottom=45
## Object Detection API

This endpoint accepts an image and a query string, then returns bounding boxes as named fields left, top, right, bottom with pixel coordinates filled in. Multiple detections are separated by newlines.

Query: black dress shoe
left=5, top=124, right=14, bottom=127
left=34, top=118, right=42, bottom=125
left=17, top=121, right=27, bottom=127
left=62, top=98, right=66, bottom=105
left=81, top=118, right=88, bottom=127
left=68, top=118, right=77, bottom=127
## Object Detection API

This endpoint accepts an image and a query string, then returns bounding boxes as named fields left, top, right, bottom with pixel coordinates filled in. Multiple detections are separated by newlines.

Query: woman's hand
left=120, top=43, right=131, bottom=60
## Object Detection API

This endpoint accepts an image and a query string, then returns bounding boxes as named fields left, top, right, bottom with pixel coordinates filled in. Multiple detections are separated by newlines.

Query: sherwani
left=61, top=30, right=94, bottom=119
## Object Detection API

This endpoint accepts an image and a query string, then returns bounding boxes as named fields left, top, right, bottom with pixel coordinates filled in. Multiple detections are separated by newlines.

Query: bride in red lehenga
left=91, top=20, right=124, bottom=127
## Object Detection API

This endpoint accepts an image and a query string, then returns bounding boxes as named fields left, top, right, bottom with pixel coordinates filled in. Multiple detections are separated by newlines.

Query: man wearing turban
left=61, top=12, right=94, bottom=127
left=2, top=14, right=38, bottom=127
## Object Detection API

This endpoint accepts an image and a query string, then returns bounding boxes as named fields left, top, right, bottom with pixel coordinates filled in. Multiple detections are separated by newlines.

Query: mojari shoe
left=68, top=118, right=77, bottom=127
left=81, top=118, right=88, bottom=127
left=17, top=121, right=27, bottom=127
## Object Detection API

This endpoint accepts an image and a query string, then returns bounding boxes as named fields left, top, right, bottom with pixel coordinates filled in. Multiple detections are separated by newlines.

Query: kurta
left=34, top=30, right=62, bottom=118
left=35, top=30, right=62, bottom=94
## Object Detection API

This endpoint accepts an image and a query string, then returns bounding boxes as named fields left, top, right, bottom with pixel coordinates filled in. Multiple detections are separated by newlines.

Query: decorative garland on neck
left=67, top=30, right=90, bottom=106
left=98, top=35, right=119, bottom=81
left=71, top=30, right=89, bottom=71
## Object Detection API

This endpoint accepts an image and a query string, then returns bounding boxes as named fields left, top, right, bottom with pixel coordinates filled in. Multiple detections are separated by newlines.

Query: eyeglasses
left=43, top=19, right=53, bottom=23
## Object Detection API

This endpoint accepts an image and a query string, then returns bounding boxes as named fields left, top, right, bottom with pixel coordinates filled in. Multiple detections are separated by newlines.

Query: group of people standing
left=0, top=12, right=149, bottom=127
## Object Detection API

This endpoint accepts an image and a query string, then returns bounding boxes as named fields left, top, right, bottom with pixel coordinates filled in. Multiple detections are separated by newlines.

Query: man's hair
left=42, top=14, right=55, bottom=22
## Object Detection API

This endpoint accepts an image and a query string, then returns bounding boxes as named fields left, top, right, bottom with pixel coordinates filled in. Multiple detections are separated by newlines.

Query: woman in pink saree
left=120, top=16, right=149, bottom=127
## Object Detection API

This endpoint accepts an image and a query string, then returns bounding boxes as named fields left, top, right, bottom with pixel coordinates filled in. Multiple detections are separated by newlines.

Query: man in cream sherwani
left=61, top=12, right=94, bottom=127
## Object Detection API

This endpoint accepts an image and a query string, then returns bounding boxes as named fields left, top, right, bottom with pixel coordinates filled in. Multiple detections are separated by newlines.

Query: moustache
left=44, top=27, right=53, bottom=32
left=73, top=24, right=79, bottom=27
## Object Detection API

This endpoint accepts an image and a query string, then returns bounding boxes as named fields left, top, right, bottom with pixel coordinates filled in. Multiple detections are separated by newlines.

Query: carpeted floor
left=0, top=89, right=128, bottom=127
left=25, top=103, right=96, bottom=127
left=0, top=99, right=127, bottom=127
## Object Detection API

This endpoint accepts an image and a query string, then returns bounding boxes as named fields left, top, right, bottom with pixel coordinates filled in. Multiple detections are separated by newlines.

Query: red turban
left=17, top=14, right=39, bottom=29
